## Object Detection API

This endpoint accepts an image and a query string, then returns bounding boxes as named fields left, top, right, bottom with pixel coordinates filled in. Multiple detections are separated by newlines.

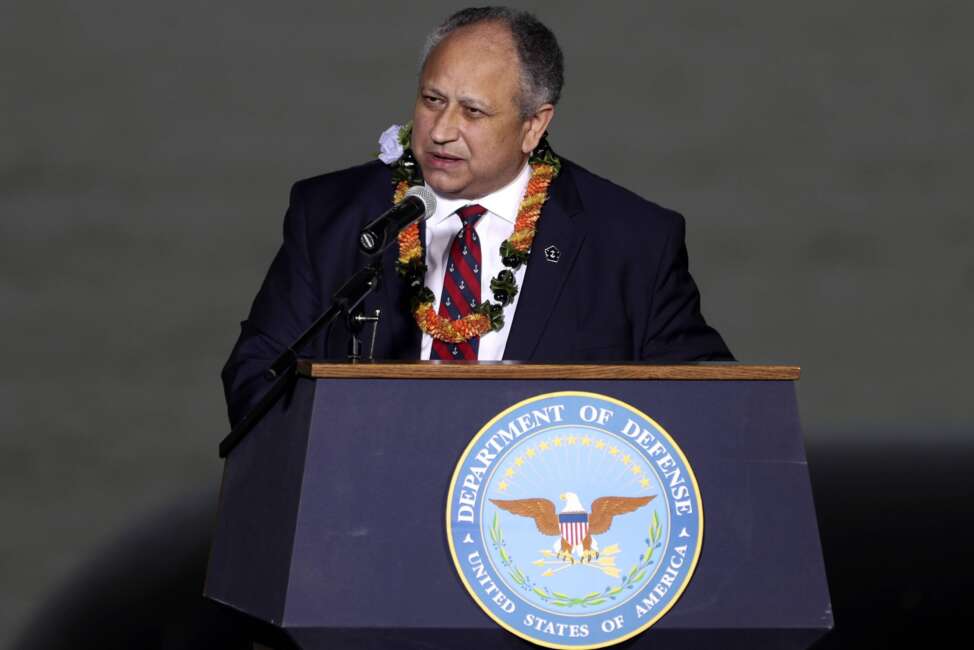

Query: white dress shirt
left=420, top=163, right=531, bottom=361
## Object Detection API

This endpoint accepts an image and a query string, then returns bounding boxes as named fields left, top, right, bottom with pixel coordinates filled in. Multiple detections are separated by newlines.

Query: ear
left=520, top=104, right=556, bottom=154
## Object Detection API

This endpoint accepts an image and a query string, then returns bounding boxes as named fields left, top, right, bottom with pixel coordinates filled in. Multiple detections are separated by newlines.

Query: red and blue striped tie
left=431, top=204, right=486, bottom=360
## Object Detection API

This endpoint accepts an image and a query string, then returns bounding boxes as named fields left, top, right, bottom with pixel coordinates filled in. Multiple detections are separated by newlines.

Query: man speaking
left=222, top=7, right=732, bottom=425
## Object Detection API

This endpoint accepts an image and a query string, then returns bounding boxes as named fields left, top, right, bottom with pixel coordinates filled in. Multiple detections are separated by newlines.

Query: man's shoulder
left=290, top=160, right=392, bottom=204
left=560, top=159, right=684, bottom=234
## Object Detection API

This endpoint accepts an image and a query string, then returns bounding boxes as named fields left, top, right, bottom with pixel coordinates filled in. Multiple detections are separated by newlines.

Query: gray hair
left=420, top=6, right=564, bottom=117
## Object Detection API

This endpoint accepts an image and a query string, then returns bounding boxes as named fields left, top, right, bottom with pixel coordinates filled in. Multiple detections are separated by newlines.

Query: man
left=222, top=7, right=732, bottom=426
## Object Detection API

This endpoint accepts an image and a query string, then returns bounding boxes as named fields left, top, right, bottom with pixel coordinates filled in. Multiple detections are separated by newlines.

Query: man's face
left=412, top=23, right=549, bottom=200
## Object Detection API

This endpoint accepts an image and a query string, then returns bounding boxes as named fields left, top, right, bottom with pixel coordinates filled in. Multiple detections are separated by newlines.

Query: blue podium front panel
left=246, top=377, right=832, bottom=648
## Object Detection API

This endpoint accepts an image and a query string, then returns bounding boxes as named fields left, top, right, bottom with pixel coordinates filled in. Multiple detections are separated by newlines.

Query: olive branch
left=487, top=510, right=664, bottom=608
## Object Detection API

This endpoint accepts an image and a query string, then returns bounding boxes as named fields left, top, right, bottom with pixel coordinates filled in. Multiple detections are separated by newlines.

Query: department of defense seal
left=446, top=392, right=703, bottom=649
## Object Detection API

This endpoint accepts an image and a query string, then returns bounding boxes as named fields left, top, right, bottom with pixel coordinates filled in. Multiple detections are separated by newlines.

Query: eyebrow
left=421, top=85, right=493, bottom=112
left=459, top=96, right=491, bottom=112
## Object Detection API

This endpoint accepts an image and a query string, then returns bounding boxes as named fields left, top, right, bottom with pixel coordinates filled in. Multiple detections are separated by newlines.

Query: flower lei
left=381, top=122, right=561, bottom=344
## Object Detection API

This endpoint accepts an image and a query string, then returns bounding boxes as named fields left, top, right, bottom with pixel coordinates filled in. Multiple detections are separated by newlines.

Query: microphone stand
left=218, top=262, right=382, bottom=458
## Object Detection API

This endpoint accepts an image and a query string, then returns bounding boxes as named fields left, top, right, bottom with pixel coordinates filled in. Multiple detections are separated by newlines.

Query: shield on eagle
left=558, top=512, right=589, bottom=546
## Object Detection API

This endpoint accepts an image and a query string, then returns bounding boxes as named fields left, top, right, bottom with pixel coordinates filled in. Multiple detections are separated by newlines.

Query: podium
left=205, top=362, right=832, bottom=649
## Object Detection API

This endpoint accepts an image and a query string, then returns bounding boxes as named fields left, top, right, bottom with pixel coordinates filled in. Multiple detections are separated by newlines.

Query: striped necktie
left=430, top=204, right=487, bottom=360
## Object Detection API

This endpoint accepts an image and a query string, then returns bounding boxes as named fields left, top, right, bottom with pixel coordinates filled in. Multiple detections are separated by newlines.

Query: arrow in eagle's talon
left=542, top=564, right=573, bottom=577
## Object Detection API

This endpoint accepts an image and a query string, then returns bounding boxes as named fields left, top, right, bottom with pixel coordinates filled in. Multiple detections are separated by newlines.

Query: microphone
left=359, top=185, right=437, bottom=255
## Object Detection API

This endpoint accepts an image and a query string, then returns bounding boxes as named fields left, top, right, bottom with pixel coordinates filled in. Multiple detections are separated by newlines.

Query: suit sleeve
left=640, top=213, right=734, bottom=361
left=221, top=181, right=322, bottom=426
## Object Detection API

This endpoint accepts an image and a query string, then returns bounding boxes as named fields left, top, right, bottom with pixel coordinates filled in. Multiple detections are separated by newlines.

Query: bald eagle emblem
left=491, top=492, right=654, bottom=564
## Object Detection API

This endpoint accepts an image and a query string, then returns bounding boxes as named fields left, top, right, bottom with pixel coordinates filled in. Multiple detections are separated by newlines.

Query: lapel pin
left=544, top=244, right=561, bottom=263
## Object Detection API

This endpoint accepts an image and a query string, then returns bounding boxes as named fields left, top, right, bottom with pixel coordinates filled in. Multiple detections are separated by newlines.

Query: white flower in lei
left=377, top=124, right=405, bottom=164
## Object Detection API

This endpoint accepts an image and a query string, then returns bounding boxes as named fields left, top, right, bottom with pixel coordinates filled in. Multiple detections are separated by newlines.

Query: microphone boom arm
left=218, top=262, right=382, bottom=458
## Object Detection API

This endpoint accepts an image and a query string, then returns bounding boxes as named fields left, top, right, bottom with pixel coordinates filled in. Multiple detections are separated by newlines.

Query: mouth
left=426, top=151, right=464, bottom=168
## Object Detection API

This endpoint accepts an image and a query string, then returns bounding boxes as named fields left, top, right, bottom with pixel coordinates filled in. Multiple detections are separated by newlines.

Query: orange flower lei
left=394, top=160, right=559, bottom=344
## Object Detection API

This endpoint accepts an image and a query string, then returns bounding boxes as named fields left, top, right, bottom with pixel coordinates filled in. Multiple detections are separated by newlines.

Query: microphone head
left=405, top=185, right=437, bottom=220
left=358, top=184, right=438, bottom=256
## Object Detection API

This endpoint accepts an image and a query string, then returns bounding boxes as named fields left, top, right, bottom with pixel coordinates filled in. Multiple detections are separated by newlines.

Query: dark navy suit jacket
left=222, top=159, right=732, bottom=425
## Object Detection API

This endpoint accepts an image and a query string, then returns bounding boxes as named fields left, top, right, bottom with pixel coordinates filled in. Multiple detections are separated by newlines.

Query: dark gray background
left=2, top=1, right=971, bottom=647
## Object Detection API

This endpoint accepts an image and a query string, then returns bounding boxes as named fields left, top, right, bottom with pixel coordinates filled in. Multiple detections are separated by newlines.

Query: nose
left=430, top=104, right=460, bottom=145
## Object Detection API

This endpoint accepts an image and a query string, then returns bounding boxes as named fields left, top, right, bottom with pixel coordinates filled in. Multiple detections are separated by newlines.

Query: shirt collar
left=427, top=161, right=531, bottom=225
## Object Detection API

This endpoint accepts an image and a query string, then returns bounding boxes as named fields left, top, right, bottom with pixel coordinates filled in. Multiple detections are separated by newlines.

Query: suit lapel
left=503, top=164, right=584, bottom=360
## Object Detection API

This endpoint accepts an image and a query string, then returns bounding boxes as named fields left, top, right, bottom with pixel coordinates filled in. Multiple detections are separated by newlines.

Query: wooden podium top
left=296, top=361, right=799, bottom=381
